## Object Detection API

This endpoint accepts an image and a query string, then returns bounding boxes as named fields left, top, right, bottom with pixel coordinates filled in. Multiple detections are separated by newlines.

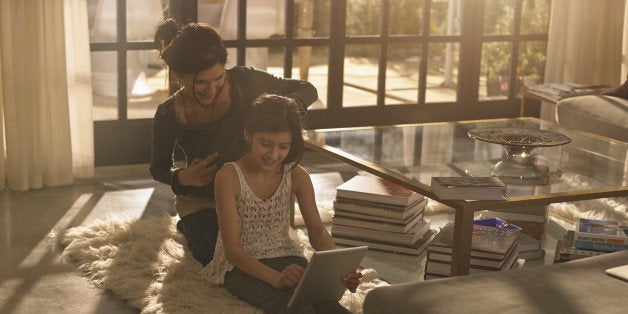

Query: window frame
left=90, top=0, right=549, bottom=165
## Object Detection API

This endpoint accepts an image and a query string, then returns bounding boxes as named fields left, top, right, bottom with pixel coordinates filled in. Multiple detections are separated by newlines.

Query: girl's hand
left=341, top=270, right=363, bottom=293
left=179, top=153, right=219, bottom=186
left=271, top=263, right=305, bottom=289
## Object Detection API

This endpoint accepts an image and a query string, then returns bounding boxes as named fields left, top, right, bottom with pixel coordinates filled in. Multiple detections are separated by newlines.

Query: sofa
left=555, top=95, right=628, bottom=143
left=362, top=250, right=628, bottom=314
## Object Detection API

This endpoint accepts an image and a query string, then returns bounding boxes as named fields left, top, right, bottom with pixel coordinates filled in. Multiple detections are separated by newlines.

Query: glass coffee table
left=303, top=117, right=628, bottom=276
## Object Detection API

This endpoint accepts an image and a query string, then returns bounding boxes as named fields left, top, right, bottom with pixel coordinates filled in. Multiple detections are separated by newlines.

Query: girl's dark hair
left=244, top=95, right=305, bottom=165
left=155, top=18, right=228, bottom=75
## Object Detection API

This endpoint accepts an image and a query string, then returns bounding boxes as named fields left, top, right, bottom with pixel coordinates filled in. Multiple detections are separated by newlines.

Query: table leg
left=520, top=94, right=526, bottom=117
left=450, top=209, right=474, bottom=276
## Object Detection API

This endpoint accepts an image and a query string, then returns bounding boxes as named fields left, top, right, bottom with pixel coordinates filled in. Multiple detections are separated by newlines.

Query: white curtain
left=0, top=0, right=94, bottom=192
left=542, top=0, right=625, bottom=121
left=623, top=1, right=628, bottom=80
left=64, top=0, right=95, bottom=179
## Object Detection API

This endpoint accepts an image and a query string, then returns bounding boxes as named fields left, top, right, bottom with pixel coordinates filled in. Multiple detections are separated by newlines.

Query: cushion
left=555, top=95, right=628, bottom=142
left=363, top=250, right=628, bottom=314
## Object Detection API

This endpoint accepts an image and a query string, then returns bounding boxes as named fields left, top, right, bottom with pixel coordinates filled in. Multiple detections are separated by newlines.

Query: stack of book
left=331, top=175, right=434, bottom=255
left=478, top=205, right=547, bottom=260
left=555, top=218, right=627, bottom=263
left=424, top=222, right=522, bottom=280
left=527, top=83, right=610, bottom=101
left=555, top=230, right=607, bottom=263
left=574, top=218, right=627, bottom=251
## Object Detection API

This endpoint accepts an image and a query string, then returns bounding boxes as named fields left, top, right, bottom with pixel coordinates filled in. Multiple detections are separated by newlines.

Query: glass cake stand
left=468, top=128, right=572, bottom=185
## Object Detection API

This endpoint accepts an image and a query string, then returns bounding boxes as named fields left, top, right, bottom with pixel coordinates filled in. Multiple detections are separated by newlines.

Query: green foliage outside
left=482, top=0, right=550, bottom=93
left=310, top=0, right=549, bottom=90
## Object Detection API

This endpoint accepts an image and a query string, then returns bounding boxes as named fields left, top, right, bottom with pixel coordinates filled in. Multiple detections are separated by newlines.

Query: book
left=427, top=222, right=519, bottom=260
left=427, top=243, right=517, bottom=269
left=479, top=211, right=546, bottom=240
left=430, top=176, right=506, bottom=201
left=335, top=175, right=423, bottom=206
left=333, top=229, right=436, bottom=256
left=332, top=209, right=424, bottom=233
left=473, top=217, right=522, bottom=232
left=515, top=231, right=542, bottom=252
left=528, top=83, right=609, bottom=99
left=574, top=218, right=628, bottom=247
left=333, top=197, right=427, bottom=221
left=561, top=230, right=608, bottom=257
left=556, top=252, right=594, bottom=262
left=333, top=208, right=424, bottom=224
left=545, top=82, right=610, bottom=93
left=332, top=218, right=431, bottom=245
left=505, top=220, right=546, bottom=241
left=574, top=240, right=626, bottom=253
left=479, top=210, right=546, bottom=223
left=554, top=231, right=607, bottom=263
left=491, top=205, right=548, bottom=217
left=425, top=244, right=520, bottom=276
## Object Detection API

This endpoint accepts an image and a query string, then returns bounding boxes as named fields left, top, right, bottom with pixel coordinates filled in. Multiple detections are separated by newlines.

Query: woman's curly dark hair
left=155, top=18, right=228, bottom=75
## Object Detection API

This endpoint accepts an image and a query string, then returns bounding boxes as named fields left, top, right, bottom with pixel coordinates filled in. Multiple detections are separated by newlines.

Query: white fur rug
left=57, top=216, right=388, bottom=313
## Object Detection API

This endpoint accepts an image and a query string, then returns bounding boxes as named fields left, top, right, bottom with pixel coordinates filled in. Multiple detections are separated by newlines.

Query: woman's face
left=181, top=63, right=226, bottom=106
left=245, top=130, right=293, bottom=172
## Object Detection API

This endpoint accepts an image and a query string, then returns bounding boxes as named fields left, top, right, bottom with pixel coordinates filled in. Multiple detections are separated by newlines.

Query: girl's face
left=182, top=63, right=226, bottom=106
left=245, top=130, right=293, bottom=171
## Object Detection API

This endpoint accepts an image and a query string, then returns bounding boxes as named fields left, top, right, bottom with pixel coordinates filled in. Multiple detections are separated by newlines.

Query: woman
left=203, top=94, right=361, bottom=313
left=150, top=19, right=318, bottom=266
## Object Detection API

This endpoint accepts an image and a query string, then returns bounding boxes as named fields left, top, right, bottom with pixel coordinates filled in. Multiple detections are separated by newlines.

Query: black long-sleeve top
left=150, top=66, right=318, bottom=198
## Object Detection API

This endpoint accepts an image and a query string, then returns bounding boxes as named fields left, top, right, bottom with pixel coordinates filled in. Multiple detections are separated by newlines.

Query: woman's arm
left=149, top=108, right=179, bottom=186
left=291, top=165, right=336, bottom=251
left=235, top=66, right=318, bottom=113
left=214, top=165, right=303, bottom=289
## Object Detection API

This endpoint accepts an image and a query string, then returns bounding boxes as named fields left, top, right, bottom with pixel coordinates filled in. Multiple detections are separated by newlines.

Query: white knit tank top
left=201, top=162, right=304, bottom=284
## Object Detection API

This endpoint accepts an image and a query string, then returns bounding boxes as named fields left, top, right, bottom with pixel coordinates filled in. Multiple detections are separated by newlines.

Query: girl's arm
left=292, top=165, right=363, bottom=292
left=291, top=165, right=336, bottom=251
left=214, top=165, right=304, bottom=289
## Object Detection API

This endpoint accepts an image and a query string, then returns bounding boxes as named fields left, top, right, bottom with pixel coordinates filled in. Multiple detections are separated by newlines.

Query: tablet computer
left=287, top=246, right=368, bottom=308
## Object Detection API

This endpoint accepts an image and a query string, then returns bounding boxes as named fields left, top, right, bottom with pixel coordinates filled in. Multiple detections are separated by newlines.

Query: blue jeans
left=178, top=208, right=218, bottom=266
left=224, top=256, right=350, bottom=314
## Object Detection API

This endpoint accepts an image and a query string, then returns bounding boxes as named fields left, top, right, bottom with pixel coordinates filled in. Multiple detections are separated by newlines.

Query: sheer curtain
left=0, top=0, right=94, bottom=192
left=64, top=0, right=95, bottom=179
left=542, top=0, right=625, bottom=121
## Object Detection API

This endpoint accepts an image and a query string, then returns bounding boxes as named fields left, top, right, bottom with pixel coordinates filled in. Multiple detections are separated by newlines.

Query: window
left=88, top=0, right=550, bottom=165
left=88, top=0, right=170, bottom=165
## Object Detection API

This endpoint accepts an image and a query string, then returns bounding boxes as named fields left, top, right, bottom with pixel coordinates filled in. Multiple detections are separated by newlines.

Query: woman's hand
left=271, top=263, right=305, bottom=289
left=341, top=270, right=363, bottom=293
left=178, top=153, right=219, bottom=187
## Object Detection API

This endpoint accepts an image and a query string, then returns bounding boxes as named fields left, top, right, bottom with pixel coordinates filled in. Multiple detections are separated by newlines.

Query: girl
left=202, top=94, right=362, bottom=313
